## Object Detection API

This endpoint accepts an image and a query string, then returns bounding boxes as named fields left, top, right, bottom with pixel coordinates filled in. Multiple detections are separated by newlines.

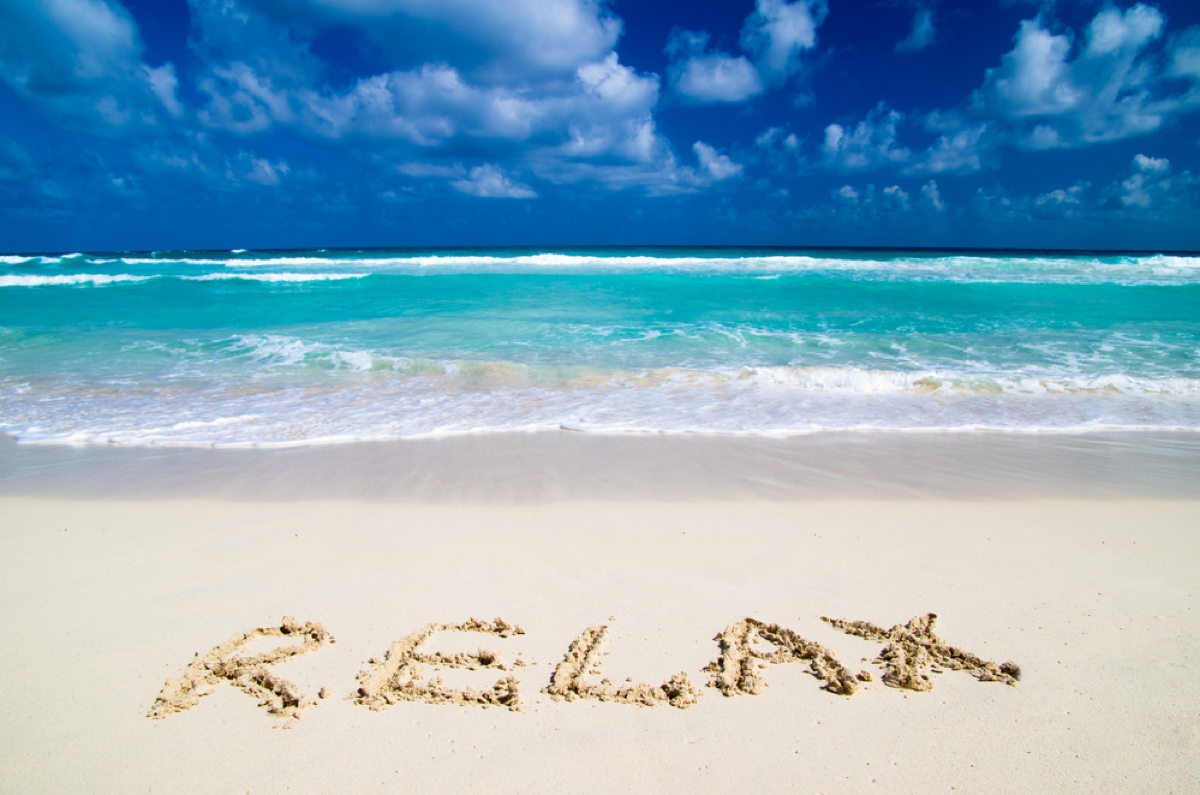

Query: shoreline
left=3, top=428, right=1198, bottom=501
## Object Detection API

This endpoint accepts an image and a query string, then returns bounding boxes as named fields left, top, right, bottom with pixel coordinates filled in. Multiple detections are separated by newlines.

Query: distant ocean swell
left=2, top=248, right=1198, bottom=446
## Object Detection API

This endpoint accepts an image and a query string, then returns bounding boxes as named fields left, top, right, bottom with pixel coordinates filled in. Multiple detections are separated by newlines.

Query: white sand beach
left=1, top=433, right=1197, bottom=792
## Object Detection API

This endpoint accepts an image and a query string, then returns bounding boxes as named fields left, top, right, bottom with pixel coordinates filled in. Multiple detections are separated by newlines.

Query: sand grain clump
left=545, top=624, right=700, bottom=708
left=822, top=613, right=1021, bottom=691
left=353, top=617, right=525, bottom=711
left=147, top=616, right=334, bottom=727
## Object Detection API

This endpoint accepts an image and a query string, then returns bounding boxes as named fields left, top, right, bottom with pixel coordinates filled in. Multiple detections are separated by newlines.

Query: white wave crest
left=0, top=272, right=367, bottom=287
left=0, top=273, right=153, bottom=287
left=59, top=251, right=1200, bottom=284
left=220, top=334, right=408, bottom=372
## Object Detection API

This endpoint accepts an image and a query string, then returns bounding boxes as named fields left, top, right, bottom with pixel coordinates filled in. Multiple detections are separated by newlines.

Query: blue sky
left=1, top=0, right=1198, bottom=251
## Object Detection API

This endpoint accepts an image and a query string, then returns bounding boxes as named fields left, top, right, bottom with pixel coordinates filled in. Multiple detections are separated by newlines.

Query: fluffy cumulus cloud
left=693, top=141, right=743, bottom=182
left=970, top=152, right=1198, bottom=227
left=906, top=116, right=992, bottom=175
left=667, top=0, right=825, bottom=104
left=972, top=4, right=1185, bottom=147
left=5, top=0, right=1200, bottom=238
left=0, top=0, right=181, bottom=132
left=740, top=0, right=827, bottom=84
left=881, top=184, right=911, bottom=210
left=1172, top=27, right=1200, bottom=80
left=255, top=0, right=622, bottom=83
left=525, top=137, right=741, bottom=195
left=1111, top=153, right=1173, bottom=208
left=450, top=164, right=536, bottom=198
left=181, top=0, right=686, bottom=195
left=827, top=178, right=947, bottom=219
left=822, top=103, right=911, bottom=171
left=666, top=31, right=763, bottom=104
left=920, top=179, right=944, bottom=211
left=1031, top=182, right=1088, bottom=219
left=809, top=3, right=1199, bottom=187
left=240, top=154, right=290, bottom=186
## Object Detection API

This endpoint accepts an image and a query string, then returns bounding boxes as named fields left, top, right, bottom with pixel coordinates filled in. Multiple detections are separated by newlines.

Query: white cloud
left=0, top=0, right=179, bottom=132
left=527, top=153, right=689, bottom=196
left=754, top=125, right=803, bottom=173
left=1118, top=154, right=1169, bottom=207
left=966, top=154, right=1197, bottom=225
left=907, top=122, right=990, bottom=174
left=185, top=1, right=685, bottom=195
left=1084, top=4, right=1163, bottom=58
left=896, top=8, right=935, bottom=53
left=288, top=53, right=661, bottom=154
left=674, top=53, right=764, bottom=103
left=822, top=104, right=911, bottom=171
left=131, top=131, right=300, bottom=191
left=827, top=180, right=952, bottom=220
left=755, top=126, right=799, bottom=151
left=833, top=184, right=860, bottom=204
left=1171, top=27, right=1200, bottom=80
left=666, top=29, right=763, bottom=104
left=979, top=20, right=1081, bottom=117
left=920, top=179, right=944, bottom=211
left=1133, top=153, right=1169, bottom=176
left=451, top=164, right=536, bottom=198
left=273, top=0, right=622, bottom=82
left=1024, top=124, right=1062, bottom=150
left=198, top=62, right=295, bottom=134
left=533, top=139, right=742, bottom=195
left=145, top=64, right=184, bottom=118
left=693, top=142, right=742, bottom=182
left=665, top=0, right=825, bottom=105
left=1095, top=154, right=1199, bottom=217
left=882, top=184, right=911, bottom=210
left=740, top=0, right=826, bottom=83
left=973, top=4, right=1173, bottom=147
left=241, top=155, right=290, bottom=186
left=1034, top=183, right=1086, bottom=212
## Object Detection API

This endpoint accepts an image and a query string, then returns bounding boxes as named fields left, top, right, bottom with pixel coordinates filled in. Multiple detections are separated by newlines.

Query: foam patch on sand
left=822, top=613, right=1021, bottom=691
left=544, top=624, right=700, bottom=708
left=353, top=618, right=526, bottom=712
left=147, top=616, right=334, bottom=728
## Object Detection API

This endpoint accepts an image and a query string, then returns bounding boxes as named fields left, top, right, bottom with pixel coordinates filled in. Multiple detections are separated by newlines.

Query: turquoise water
left=1, top=247, right=1198, bottom=446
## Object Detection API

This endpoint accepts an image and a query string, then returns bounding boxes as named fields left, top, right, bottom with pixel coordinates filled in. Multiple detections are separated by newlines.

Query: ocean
left=1, top=246, right=1198, bottom=447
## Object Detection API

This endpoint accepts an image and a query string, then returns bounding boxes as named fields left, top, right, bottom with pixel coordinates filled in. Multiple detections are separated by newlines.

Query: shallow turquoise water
left=2, top=247, right=1198, bottom=445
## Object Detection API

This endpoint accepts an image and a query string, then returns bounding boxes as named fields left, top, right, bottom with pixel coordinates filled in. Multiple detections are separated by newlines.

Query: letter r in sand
left=147, top=616, right=334, bottom=727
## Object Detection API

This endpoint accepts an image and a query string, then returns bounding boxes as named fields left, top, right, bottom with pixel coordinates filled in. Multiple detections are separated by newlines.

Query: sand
left=1, top=469, right=1198, bottom=792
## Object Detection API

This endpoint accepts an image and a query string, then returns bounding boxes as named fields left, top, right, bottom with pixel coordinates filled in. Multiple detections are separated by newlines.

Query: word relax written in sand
left=148, top=614, right=1021, bottom=726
